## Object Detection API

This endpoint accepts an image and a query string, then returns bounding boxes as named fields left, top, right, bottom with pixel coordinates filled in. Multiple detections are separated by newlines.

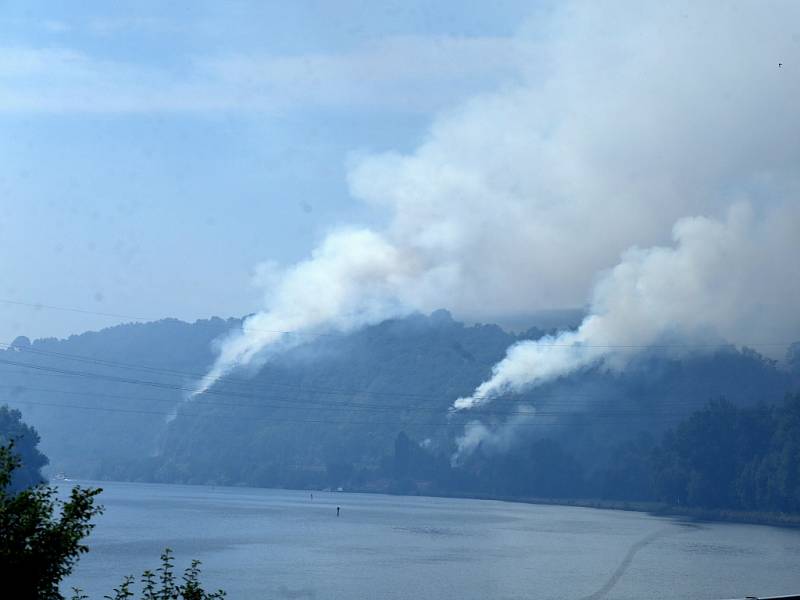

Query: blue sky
left=0, top=0, right=544, bottom=340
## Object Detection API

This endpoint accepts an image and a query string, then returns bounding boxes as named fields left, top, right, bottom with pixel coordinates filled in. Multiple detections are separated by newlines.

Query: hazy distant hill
left=1, top=311, right=797, bottom=492
left=0, top=317, right=238, bottom=475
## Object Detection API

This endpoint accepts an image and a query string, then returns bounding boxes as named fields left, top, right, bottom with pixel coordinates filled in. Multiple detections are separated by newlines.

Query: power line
left=0, top=332, right=792, bottom=408
left=0, top=356, right=491, bottom=414
left=0, top=356, right=772, bottom=426
left=0, top=354, right=738, bottom=414
left=0, top=351, right=487, bottom=408
left=1, top=297, right=795, bottom=417
left=0, top=382, right=716, bottom=419
left=0, top=341, right=483, bottom=401
left=0, top=298, right=153, bottom=322
left=0, top=298, right=336, bottom=338
left=0, top=342, right=599, bottom=404
left=9, top=398, right=454, bottom=427
left=0, top=381, right=481, bottom=416
left=7, top=396, right=709, bottom=427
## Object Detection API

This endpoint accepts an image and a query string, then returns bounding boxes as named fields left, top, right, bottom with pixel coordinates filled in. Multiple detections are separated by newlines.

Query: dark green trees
left=1, top=428, right=225, bottom=599
left=0, top=404, right=49, bottom=492
left=631, top=394, right=800, bottom=512
left=0, top=441, right=103, bottom=599
left=651, top=398, right=759, bottom=508
left=1, top=404, right=101, bottom=598
left=735, top=394, right=800, bottom=512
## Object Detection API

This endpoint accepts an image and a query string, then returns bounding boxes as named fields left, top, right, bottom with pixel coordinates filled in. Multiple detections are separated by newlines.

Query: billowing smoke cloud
left=201, top=1, right=800, bottom=402
left=454, top=202, right=800, bottom=411
left=195, top=228, right=417, bottom=394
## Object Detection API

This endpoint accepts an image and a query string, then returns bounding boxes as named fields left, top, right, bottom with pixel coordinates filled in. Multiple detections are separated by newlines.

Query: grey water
left=61, top=480, right=800, bottom=600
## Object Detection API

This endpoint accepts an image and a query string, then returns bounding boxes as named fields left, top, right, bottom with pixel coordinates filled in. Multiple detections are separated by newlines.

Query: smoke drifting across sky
left=454, top=203, right=800, bottom=410
left=199, top=0, right=800, bottom=430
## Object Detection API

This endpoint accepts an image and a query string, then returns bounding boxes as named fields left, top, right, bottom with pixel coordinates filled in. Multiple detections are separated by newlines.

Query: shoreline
left=428, top=492, right=800, bottom=529
left=65, top=476, right=800, bottom=529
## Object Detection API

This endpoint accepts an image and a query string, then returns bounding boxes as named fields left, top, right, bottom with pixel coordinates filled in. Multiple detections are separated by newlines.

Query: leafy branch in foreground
left=87, top=548, right=225, bottom=600
left=1, top=438, right=225, bottom=600
left=0, top=440, right=103, bottom=600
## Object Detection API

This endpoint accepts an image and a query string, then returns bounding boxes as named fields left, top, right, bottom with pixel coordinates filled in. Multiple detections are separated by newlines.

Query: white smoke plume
left=201, top=1, right=800, bottom=397
left=195, top=228, right=417, bottom=394
left=454, top=404, right=541, bottom=461
left=454, top=202, right=800, bottom=410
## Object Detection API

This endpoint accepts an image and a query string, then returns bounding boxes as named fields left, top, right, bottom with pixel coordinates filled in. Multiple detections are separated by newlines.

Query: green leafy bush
left=0, top=441, right=103, bottom=599
left=1, top=442, right=225, bottom=600
left=77, top=549, right=225, bottom=600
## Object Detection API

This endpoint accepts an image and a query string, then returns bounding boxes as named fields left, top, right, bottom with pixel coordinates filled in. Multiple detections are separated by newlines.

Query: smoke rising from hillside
left=454, top=202, right=800, bottom=412
left=195, top=228, right=415, bottom=394
left=200, top=1, right=800, bottom=401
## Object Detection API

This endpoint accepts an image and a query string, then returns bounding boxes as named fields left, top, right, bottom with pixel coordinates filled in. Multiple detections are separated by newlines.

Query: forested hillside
left=2, top=311, right=797, bottom=511
left=0, top=317, right=237, bottom=475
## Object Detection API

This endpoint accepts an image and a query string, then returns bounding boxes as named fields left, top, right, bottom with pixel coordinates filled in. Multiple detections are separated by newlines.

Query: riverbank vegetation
left=3, top=313, right=796, bottom=490
left=149, top=389, right=795, bottom=524
left=1, top=413, right=225, bottom=599
left=2, top=312, right=799, bottom=543
left=3, top=385, right=800, bottom=597
left=1, top=440, right=102, bottom=598
left=332, top=393, right=800, bottom=519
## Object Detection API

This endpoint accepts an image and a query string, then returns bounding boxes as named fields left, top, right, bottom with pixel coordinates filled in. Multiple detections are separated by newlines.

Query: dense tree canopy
left=608, top=394, right=800, bottom=512
left=0, top=442, right=102, bottom=599
left=0, top=404, right=48, bottom=493
left=2, top=313, right=798, bottom=515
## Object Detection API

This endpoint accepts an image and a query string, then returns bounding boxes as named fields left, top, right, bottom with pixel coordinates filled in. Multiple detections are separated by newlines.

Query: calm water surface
left=61, top=481, right=800, bottom=600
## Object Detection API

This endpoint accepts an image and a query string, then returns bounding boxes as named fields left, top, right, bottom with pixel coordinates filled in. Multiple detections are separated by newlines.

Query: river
left=60, top=480, right=800, bottom=600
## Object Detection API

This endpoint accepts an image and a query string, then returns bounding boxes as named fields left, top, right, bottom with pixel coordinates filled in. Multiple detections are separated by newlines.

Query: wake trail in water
left=578, top=524, right=696, bottom=600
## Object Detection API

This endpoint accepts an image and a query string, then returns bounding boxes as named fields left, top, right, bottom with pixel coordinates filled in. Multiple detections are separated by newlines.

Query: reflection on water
left=62, top=481, right=800, bottom=600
